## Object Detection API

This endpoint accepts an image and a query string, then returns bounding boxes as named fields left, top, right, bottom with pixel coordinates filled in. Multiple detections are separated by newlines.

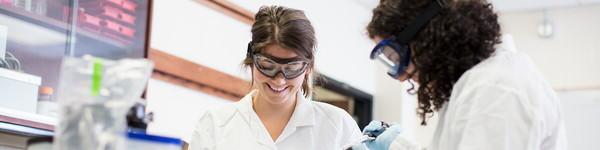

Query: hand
left=350, top=121, right=401, bottom=150
left=362, top=124, right=403, bottom=150
left=362, top=121, right=389, bottom=137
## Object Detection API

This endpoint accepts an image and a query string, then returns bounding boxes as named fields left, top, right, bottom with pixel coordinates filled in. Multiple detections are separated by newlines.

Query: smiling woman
left=188, top=5, right=363, bottom=150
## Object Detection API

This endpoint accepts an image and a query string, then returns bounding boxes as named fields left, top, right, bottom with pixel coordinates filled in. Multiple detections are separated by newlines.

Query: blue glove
left=364, top=125, right=402, bottom=150
left=351, top=121, right=402, bottom=150
left=362, top=121, right=387, bottom=137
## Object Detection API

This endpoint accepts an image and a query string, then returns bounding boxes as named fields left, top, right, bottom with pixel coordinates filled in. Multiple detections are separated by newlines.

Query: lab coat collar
left=287, top=90, right=316, bottom=127
left=234, top=90, right=316, bottom=145
left=235, top=90, right=316, bottom=127
left=275, top=90, right=316, bottom=143
left=235, top=90, right=276, bottom=148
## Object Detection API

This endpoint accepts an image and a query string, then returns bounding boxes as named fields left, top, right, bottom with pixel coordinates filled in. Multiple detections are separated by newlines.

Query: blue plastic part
left=127, top=132, right=182, bottom=145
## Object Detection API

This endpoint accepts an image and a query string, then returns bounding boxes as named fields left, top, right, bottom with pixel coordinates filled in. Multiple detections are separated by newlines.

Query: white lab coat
left=189, top=90, right=363, bottom=150
left=389, top=44, right=568, bottom=150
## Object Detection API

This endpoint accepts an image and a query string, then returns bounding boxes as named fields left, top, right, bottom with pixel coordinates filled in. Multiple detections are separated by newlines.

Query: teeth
left=268, top=84, right=286, bottom=92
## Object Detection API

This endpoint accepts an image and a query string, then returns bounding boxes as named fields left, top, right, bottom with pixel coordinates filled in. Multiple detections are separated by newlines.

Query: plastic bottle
left=36, top=86, right=58, bottom=117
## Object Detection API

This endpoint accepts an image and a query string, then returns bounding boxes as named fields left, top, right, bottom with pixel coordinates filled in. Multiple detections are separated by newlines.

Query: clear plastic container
left=126, top=132, right=182, bottom=150
left=37, top=86, right=58, bottom=117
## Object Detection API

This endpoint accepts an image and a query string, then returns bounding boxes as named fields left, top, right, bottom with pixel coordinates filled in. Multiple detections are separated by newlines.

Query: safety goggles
left=369, top=0, right=444, bottom=79
left=253, top=54, right=309, bottom=79
left=370, top=38, right=411, bottom=78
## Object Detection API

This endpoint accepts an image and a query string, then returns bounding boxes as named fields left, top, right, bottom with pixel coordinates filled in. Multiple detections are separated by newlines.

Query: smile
left=266, top=83, right=288, bottom=93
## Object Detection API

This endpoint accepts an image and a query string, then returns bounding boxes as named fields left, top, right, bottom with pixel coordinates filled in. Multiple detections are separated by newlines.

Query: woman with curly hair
left=351, top=0, right=567, bottom=149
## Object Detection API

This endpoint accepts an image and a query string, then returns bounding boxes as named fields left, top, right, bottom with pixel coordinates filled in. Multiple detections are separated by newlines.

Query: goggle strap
left=396, top=0, right=444, bottom=44
left=247, top=41, right=254, bottom=58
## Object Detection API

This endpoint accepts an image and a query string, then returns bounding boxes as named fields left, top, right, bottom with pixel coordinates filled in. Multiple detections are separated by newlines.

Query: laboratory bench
left=0, top=107, right=55, bottom=149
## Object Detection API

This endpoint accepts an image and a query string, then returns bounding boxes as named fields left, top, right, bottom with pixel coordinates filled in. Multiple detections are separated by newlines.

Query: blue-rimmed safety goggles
left=368, top=0, right=444, bottom=79
left=370, top=38, right=411, bottom=78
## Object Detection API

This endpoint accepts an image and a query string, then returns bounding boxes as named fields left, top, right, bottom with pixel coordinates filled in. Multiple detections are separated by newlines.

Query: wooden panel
left=145, top=0, right=255, bottom=101
left=151, top=71, right=240, bottom=101
left=148, top=48, right=251, bottom=100
left=194, top=0, right=254, bottom=25
left=146, top=1, right=255, bottom=102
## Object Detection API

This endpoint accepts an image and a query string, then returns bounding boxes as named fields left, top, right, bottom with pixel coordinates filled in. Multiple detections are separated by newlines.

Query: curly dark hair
left=367, top=0, right=502, bottom=125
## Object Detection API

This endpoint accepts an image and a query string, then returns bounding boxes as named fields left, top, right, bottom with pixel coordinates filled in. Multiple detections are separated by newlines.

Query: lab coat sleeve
left=188, top=111, right=217, bottom=150
left=389, top=134, right=424, bottom=150
left=451, top=84, right=533, bottom=150
left=340, top=109, right=364, bottom=148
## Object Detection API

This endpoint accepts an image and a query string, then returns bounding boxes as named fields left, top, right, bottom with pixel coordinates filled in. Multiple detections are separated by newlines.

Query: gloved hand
left=365, top=125, right=402, bottom=150
left=351, top=121, right=402, bottom=150
left=362, top=120, right=388, bottom=137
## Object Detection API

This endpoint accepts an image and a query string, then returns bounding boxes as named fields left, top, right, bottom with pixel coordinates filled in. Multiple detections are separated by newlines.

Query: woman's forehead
left=262, top=44, right=301, bottom=59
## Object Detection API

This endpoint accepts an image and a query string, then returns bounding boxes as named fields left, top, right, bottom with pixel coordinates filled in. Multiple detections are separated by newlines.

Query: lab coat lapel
left=275, top=91, right=316, bottom=143
left=235, top=90, right=278, bottom=149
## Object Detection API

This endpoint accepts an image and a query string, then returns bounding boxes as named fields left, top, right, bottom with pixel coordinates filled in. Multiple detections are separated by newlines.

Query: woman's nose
left=271, top=73, right=286, bottom=84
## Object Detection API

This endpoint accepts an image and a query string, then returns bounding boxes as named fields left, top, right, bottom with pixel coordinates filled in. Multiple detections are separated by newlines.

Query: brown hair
left=367, top=0, right=502, bottom=125
left=243, top=5, right=316, bottom=98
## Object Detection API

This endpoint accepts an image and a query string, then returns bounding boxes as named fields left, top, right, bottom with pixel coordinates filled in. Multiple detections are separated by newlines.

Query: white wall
left=145, top=79, right=230, bottom=141
left=558, top=90, right=600, bottom=150
left=499, top=4, right=600, bottom=89
left=146, top=0, right=246, bottom=141
left=150, top=0, right=252, bottom=80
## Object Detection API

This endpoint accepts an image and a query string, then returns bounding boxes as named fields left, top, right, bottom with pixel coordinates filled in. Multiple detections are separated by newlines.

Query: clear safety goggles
left=253, top=54, right=309, bottom=79
left=369, top=38, right=411, bottom=78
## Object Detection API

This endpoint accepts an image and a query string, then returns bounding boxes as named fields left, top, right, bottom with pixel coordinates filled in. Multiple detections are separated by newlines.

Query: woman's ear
left=306, top=67, right=312, bottom=74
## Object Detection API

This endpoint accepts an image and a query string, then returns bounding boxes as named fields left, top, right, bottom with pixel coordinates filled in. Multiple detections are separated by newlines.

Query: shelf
left=0, top=4, right=129, bottom=50
left=0, top=107, right=56, bottom=137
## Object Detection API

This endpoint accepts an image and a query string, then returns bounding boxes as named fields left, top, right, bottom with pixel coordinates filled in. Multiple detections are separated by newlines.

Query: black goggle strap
left=395, top=0, right=445, bottom=44
left=247, top=41, right=254, bottom=59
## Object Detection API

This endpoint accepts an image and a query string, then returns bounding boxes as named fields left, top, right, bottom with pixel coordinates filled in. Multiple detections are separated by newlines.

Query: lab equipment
left=0, top=67, right=40, bottom=113
left=0, top=52, right=22, bottom=71
left=127, top=132, right=182, bottom=150
left=364, top=124, right=403, bottom=150
left=126, top=100, right=152, bottom=133
left=363, top=120, right=391, bottom=137
left=369, top=0, right=444, bottom=78
left=36, top=86, right=58, bottom=117
left=54, top=55, right=153, bottom=150
left=344, top=121, right=391, bottom=150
